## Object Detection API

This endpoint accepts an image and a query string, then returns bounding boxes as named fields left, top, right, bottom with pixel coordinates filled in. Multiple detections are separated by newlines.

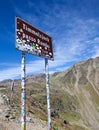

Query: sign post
left=21, top=51, right=26, bottom=130
left=16, top=17, right=54, bottom=60
left=11, top=80, right=14, bottom=107
left=15, top=17, right=54, bottom=130
left=45, top=56, right=52, bottom=130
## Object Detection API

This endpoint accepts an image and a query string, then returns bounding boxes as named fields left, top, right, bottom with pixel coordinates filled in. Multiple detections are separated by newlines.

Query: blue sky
left=0, top=0, right=99, bottom=81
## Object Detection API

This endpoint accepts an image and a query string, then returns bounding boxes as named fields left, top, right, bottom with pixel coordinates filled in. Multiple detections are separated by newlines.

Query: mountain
left=0, top=57, right=99, bottom=130
left=51, top=57, right=99, bottom=130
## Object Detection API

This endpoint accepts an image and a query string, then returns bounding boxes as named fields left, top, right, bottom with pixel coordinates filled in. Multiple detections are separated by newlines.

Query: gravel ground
left=0, top=93, right=47, bottom=130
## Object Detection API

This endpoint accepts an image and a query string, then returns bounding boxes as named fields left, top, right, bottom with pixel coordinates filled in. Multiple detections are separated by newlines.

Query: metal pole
left=11, top=80, right=14, bottom=107
left=21, top=51, right=26, bottom=130
left=45, top=56, right=52, bottom=130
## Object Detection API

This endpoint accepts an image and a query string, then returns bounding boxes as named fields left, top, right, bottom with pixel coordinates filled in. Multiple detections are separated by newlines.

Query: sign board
left=15, top=17, right=54, bottom=60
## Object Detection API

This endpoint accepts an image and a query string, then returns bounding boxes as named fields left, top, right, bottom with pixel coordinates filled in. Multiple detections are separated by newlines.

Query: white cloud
left=0, top=63, right=20, bottom=67
left=0, top=67, right=21, bottom=81
left=92, top=45, right=99, bottom=58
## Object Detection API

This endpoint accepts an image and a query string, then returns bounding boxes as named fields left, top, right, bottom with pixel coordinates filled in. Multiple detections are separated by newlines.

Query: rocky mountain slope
left=0, top=57, right=99, bottom=130
left=51, top=57, right=99, bottom=130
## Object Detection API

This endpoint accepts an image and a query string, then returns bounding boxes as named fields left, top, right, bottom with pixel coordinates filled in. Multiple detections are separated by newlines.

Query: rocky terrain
left=51, top=57, right=99, bottom=130
left=0, top=92, right=48, bottom=130
left=0, top=57, right=99, bottom=130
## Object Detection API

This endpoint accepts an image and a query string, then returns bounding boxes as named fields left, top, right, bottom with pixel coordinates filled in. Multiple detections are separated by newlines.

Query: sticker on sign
left=15, top=17, right=54, bottom=60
